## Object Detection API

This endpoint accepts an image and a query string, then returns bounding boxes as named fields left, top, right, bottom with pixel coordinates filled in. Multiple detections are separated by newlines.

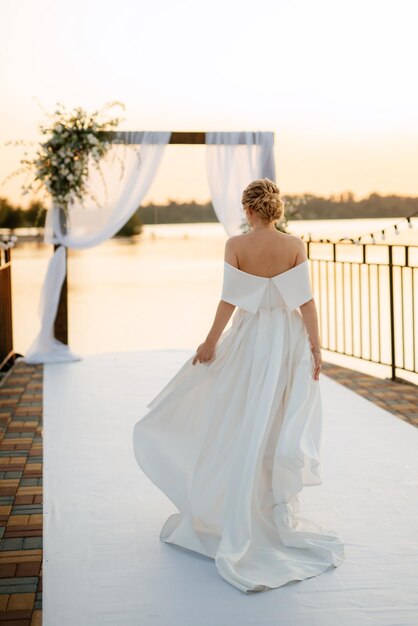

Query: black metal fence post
left=304, top=240, right=417, bottom=384
left=387, top=245, right=397, bottom=381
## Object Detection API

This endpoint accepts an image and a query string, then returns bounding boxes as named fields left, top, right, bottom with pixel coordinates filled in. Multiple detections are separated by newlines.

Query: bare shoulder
left=286, top=233, right=308, bottom=261
left=285, top=232, right=305, bottom=245
left=224, top=234, right=243, bottom=266
left=225, top=234, right=242, bottom=246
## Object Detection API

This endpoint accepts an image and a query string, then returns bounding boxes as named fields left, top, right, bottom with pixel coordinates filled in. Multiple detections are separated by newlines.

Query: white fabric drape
left=23, top=131, right=171, bottom=364
left=206, top=131, right=276, bottom=236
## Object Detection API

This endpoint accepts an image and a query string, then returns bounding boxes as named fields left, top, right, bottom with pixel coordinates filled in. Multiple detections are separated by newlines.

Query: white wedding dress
left=132, top=259, right=345, bottom=593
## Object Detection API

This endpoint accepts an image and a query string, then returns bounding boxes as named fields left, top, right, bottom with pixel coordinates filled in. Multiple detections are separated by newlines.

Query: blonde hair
left=241, top=178, right=284, bottom=223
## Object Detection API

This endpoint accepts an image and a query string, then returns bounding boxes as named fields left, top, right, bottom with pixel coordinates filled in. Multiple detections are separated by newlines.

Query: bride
left=133, top=178, right=345, bottom=593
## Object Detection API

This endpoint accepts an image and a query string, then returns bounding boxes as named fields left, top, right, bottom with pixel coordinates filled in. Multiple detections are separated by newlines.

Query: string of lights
left=301, top=210, right=418, bottom=244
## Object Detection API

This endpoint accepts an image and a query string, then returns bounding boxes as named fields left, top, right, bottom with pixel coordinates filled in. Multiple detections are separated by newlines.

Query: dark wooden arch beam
left=170, top=132, right=206, bottom=144
left=111, top=131, right=274, bottom=145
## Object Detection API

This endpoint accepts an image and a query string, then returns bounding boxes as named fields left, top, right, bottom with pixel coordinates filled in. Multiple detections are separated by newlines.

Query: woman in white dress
left=133, top=178, right=345, bottom=593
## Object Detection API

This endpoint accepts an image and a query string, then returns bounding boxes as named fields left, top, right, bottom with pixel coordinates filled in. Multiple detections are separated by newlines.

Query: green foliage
left=3, top=101, right=126, bottom=219
left=0, top=197, right=46, bottom=229
left=114, top=211, right=143, bottom=237
left=284, top=192, right=418, bottom=219
left=138, top=200, right=217, bottom=224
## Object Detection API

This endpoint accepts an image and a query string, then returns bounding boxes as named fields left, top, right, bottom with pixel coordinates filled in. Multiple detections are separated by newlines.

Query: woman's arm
left=299, top=299, right=321, bottom=351
left=294, top=238, right=322, bottom=380
left=192, top=239, right=237, bottom=365
left=299, top=299, right=322, bottom=381
left=192, top=300, right=236, bottom=365
left=294, top=237, right=321, bottom=350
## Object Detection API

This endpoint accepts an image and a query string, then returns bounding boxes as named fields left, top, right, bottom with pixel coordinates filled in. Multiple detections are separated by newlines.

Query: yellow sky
left=1, top=0, right=418, bottom=206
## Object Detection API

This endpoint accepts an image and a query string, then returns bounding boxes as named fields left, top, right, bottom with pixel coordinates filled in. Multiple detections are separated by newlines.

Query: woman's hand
left=192, top=340, right=216, bottom=365
left=311, top=346, right=322, bottom=381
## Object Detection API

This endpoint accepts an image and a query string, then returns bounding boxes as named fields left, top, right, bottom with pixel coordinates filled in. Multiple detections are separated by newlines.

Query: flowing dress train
left=132, top=259, right=345, bottom=593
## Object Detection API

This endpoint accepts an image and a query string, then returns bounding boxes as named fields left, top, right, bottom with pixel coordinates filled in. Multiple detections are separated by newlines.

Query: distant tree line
left=286, top=191, right=418, bottom=220
left=0, top=198, right=46, bottom=229
left=139, top=200, right=217, bottom=224
left=1, top=193, right=417, bottom=237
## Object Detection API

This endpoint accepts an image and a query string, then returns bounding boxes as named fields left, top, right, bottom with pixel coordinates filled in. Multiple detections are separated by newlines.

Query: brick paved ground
left=0, top=361, right=42, bottom=626
left=0, top=357, right=416, bottom=625
left=321, top=362, right=418, bottom=427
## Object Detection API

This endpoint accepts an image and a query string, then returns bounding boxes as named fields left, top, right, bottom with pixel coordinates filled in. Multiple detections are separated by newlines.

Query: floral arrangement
left=3, top=101, right=125, bottom=224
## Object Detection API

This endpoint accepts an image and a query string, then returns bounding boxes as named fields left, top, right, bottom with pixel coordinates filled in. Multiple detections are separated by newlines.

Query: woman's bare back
left=227, top=230, right=307, bottom=278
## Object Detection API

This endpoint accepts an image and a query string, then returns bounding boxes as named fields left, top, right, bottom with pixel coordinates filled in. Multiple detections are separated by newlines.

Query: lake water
left=9, top=217, right=418, bottom=382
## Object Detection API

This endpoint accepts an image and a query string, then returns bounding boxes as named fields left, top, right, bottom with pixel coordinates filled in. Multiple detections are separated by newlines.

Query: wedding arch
left=23, top=130, right=276, bottom=364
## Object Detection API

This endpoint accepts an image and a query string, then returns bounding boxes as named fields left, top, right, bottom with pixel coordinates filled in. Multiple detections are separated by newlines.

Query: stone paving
left=321, top=362, right=418, bottom=427
left=0, top=361, right=42, bottom=626
left=0, top=357, right=416, bottom=625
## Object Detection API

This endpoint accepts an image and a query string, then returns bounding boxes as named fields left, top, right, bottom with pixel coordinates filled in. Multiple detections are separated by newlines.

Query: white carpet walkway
left=43, top=351, right=418, bottom=626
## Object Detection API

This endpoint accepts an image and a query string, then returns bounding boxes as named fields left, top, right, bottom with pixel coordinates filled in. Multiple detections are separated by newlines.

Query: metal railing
left=0, top=245, right=14, bottom=370
left=306, top=240, right=418, bottom=383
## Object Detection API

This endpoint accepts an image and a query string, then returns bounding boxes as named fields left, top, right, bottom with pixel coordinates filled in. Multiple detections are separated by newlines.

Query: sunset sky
left=1, top=0, right=418, bottom=206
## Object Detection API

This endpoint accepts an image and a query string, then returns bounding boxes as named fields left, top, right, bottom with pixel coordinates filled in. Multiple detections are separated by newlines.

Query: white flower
left=87, top=133, right=99, bottom=145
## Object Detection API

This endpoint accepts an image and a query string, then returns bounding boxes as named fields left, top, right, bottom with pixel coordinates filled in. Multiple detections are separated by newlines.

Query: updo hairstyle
left=241, top=178, right=285, bottom=223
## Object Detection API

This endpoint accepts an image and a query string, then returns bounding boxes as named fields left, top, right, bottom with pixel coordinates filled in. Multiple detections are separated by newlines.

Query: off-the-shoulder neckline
left=224, top=259, right=308, bottom=280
